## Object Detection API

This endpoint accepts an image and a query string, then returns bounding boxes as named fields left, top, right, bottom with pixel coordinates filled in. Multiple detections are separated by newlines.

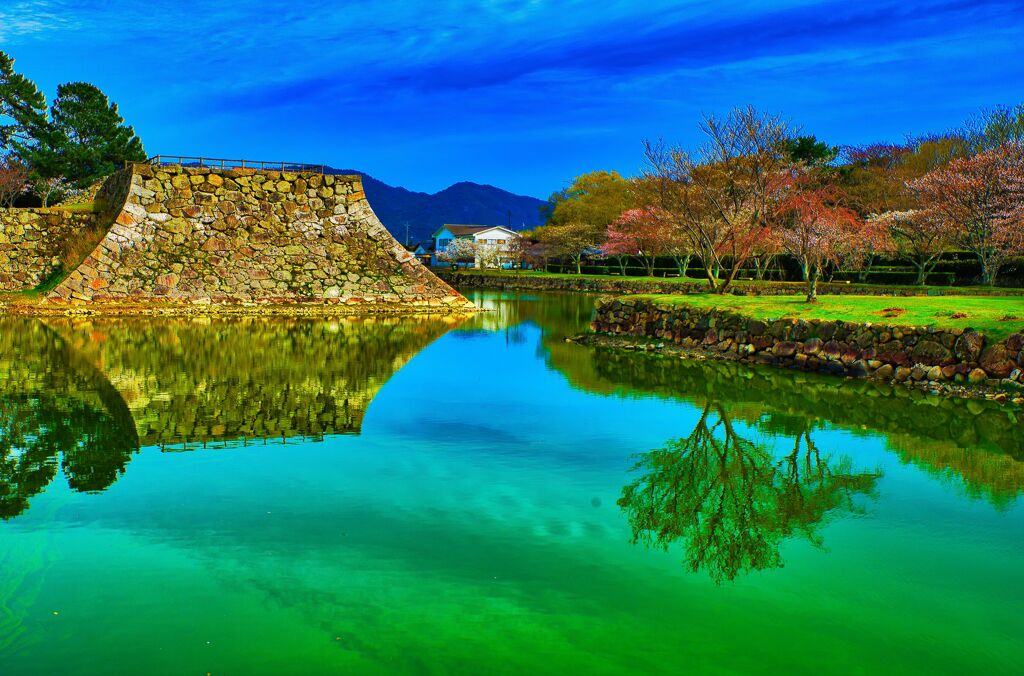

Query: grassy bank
left=629, top=294, right=1024, bottom=341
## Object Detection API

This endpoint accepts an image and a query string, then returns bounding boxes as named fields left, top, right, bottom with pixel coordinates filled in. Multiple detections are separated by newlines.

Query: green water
left=1, top=291, right=1021, bottom=675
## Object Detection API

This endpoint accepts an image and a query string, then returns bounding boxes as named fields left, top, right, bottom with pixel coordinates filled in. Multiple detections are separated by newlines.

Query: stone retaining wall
left=438, top=270, right=1023, bottom=297
left=592, top=298, right=1024, bottom=392
left=0, top=208, right=98, bottom=290
left=45, top=164, right=471, bottom=309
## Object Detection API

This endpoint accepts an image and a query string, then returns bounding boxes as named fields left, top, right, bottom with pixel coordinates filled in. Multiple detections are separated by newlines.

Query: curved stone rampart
left=45, top=163, right=471, bottom=309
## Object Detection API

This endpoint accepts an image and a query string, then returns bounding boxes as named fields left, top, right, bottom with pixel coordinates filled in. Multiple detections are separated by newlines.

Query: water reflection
left=619, top=403, right=880, bottom=582
left=0, top=315, right=460, bottom=519
left=543, top=334, right=1024, bottom=509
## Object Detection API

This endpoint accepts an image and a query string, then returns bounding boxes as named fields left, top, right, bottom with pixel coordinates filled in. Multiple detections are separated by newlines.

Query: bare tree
left=642, top=106, right=793, bottom=292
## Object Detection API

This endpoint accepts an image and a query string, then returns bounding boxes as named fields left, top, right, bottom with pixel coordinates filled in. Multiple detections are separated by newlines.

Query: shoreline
left=0, top=298, right=482, bottom=318
left=571, top=332, right=1024, bottom=405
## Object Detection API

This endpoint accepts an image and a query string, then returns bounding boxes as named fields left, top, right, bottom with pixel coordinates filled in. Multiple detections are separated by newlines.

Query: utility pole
left=404, top=222, right=410, bottom=246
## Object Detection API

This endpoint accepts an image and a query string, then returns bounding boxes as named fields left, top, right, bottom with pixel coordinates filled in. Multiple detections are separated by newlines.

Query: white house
left=431, top=224, right=522, bottom=268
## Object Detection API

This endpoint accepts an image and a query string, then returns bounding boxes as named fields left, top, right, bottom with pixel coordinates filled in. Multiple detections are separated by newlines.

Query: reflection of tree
left=618, top=403, right=880, bottom=583
left=0, top=321, right=140, bottom=519
left=552, top=345, right=1024, bottom=508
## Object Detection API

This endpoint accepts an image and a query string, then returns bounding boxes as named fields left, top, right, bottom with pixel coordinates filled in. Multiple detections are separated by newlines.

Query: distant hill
left=326, top=167, right=546, bottom=245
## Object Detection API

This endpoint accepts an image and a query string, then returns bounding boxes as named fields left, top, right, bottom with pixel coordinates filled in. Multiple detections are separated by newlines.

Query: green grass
left=629, top=293, right=1024, bottom=341
left=51, top=201, right=100, bottom=213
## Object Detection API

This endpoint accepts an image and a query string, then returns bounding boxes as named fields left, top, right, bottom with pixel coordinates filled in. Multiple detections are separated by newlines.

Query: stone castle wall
left=592, top=297, right=1024, bottom=393
left=0, top=208, right=98, bottom=291
left=45, top=164, right=471, bottom=308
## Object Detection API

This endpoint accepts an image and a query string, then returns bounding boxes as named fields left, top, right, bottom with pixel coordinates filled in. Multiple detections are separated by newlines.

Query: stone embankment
left=438, top=270, right=1023, bottom=297
left=0, top=208, right=98, bottom=290
left=589, top=297, right=1024, bottom=402
left=40, top=164, right=471, bottom=310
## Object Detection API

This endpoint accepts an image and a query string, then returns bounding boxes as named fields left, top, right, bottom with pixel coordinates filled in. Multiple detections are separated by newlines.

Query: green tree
left=19, top=82, right=146, bottom=188
left=0, top=50, right=47, bottom=150
left=780, top=135, right=839, bottom=167
left=537, top=171, right=632, bottom=273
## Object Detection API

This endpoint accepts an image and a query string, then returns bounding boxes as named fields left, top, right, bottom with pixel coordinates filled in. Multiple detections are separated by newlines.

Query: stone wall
left=0, top=208, right=98, bottom=290
left=46, top=164, right=471, bottom=309
left=438, top=270, right=1024, bottom=297
left=592, top=297, right=1024, bottom=394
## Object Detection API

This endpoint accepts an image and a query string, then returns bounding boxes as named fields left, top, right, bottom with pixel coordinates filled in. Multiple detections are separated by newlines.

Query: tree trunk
left=913, top=261, right=927, bottom=286
left=704, top=264, right=718, bottom=290
left=674, top=254, right=691, bottom=278
left=574, top=255, right=582, bottom=274
left=806, top=263, right=819, bottom=302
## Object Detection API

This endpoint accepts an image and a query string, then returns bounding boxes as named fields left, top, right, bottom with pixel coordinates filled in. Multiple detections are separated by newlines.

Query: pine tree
left=22, top=82, right=147, bottom=187
left=0, top=50, right=47, bottom=150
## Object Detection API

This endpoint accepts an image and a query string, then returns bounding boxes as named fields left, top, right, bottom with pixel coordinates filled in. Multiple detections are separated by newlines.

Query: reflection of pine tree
left=618, top=403, right=881, bottom=583
left=0, top=393, right=137, bottom=519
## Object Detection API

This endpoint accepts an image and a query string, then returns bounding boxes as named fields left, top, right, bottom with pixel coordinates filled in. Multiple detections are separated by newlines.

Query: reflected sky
left=1, top=293, right=1022, bottom=674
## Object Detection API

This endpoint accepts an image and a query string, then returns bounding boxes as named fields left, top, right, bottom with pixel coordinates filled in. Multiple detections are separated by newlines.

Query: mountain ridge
left=325, top=167, right=546, bottom=245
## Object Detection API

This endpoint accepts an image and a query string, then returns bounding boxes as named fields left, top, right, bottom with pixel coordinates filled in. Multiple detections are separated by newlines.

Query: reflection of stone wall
left=0, top=209, right=98, bottom=290
left=45, top=315, right=459, bottom=446
left=47, top=164, right=470, bottom=309
left=594, top=298, right=1024, bottom=388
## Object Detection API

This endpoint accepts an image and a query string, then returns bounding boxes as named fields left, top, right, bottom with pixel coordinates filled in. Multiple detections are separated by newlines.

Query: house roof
left=470, top=226, right=519, bottom=238
left=432, top=224, right=519, bottom=238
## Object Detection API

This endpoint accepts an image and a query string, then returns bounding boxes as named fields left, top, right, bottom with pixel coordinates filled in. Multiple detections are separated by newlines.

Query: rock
left=894, top=366, right=913, bottom=382
left=968, top=368, right=988, bottom=385
left=954, top=330, right=985, bottom=362
left=926, top=365, right=944, bottom=381
left=873, top=363, right=894, bottom=379
left=911, top=340, right=953, bottom=365
left=803, top=337, right=822, bottom=355
left=979, top=345, right=1016, bottom=378
left=774, top=341, right=797, bottom=357
left=850, top=360, right=870, bottom=377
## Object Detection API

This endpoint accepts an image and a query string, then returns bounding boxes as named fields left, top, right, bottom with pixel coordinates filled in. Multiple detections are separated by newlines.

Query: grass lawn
left=630, top=293, right=1024, bottom=341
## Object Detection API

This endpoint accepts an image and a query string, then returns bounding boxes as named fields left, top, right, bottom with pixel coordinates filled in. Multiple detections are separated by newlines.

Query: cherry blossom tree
left=771, top=172, right=864, bottom=302
left=642, top=106, right=794, bottom=292
left=0, top=156, right=28, bottom=207
left=437, top=237, right=477, bottom=268
left=909, top=143, right=1024, bottom=286
left=532, top=221, right=604, bottom=274
left=866, top=209, right=953, bottom=285
left=604, top=207, right=679, bottom=276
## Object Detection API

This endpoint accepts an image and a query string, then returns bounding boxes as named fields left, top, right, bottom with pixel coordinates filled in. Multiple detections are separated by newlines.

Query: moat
left=1, top=291, right=1022, bottom=674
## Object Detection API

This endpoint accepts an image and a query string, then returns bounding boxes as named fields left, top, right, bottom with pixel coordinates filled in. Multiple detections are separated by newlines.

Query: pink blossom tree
left=908, top=143, right=1024, bottom=285
left=604, top=207, right=681, bottom=276
left=771, top=172, right=864, bottom=302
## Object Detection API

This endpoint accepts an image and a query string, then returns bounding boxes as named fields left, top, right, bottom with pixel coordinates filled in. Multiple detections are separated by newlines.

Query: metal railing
left=146, top=155, right=326, bottom=173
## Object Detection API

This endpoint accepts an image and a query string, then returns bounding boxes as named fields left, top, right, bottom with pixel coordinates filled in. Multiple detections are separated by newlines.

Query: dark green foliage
left=21, top=82, right=146, bottom=188
left=0, top=50, right=47, bottom=150
left=779, top=135, right=839, bottom=167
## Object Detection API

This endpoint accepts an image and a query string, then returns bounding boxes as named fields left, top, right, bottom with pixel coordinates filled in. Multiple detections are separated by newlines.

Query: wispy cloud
left=0, top=1, right=76, bottom=42
left=4, top=0, right=1022, bottom=194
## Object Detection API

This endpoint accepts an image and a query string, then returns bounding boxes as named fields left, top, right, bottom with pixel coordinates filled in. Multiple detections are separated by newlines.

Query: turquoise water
left=1, top=291, right=1022, bottom=674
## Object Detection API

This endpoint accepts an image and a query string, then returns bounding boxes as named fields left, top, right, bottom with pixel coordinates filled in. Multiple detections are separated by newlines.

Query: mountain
left=326, top=167, right=546, bottom=246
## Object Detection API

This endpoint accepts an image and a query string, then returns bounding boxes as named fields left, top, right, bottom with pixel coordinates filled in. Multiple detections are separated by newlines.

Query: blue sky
left=2, top=0, right=1022, bottom=197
